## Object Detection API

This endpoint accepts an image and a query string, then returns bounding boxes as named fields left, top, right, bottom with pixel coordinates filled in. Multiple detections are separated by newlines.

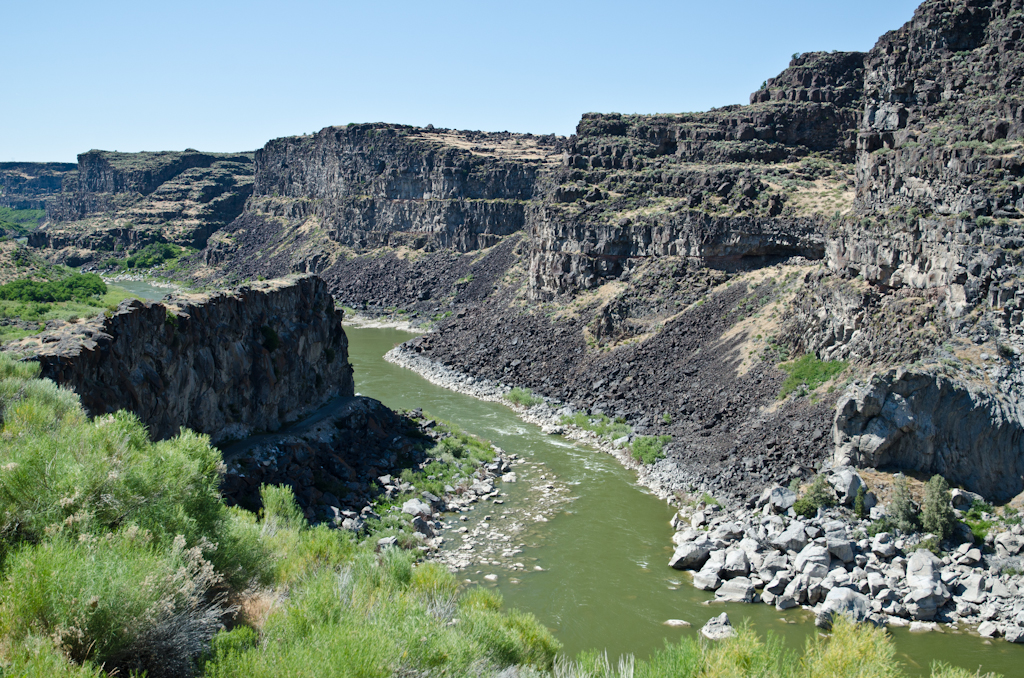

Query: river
left=344, top=324, right=1022, bottom=677
left=109, top=272, right=1022, bottom=677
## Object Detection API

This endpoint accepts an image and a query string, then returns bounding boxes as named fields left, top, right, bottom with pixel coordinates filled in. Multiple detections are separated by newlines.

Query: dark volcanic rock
left=6, top=275, right=352, bottom=442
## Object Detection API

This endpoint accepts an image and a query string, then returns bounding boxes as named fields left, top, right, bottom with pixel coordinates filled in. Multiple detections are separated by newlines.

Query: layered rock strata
left=6, top=274, right=351, bottom=442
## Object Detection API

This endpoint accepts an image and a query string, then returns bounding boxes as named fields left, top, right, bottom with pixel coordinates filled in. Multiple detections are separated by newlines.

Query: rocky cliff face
left=0, top=162, right=77, bottom=209
left=834, top=369, right=1024, bottom=501
left=7, top=275, right=352, bottom=442
left=22, top=149, right=255, bottom=267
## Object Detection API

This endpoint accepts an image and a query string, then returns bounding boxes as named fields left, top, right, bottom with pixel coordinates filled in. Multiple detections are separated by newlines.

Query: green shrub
left=1, top=531, right=225, bottom=673
left=126, top=242, right=181, bottom=269
left=867, top=516, right=896, bottom=537
left=965, top=499, right=995, bottom=541
left=891, top=475, right=920, bottom=534
left=631, top=435, right=671, bottom=464
left=793, top=474, right=836, bottom=518
left=922, top=475, right=956, bottom=541
left=854, top=485, right=868, bottom=519
left=505, top=387, right=543, bottom=407
left=778, top=354, right=849, bottom=399
left=0, top=273, right=106, bottom=303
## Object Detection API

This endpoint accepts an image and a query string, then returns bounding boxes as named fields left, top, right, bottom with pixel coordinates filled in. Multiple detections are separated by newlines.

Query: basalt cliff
left=11, top=0, right=1024, bottom=502
left=4, top=275, right=352, bottom=443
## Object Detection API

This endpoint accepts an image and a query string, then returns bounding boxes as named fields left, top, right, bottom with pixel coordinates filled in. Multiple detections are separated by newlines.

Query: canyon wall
left=9, top=275, right=352, bottom=442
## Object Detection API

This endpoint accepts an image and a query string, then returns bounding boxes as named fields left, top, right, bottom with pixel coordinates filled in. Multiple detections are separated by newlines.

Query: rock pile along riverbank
left=669, top=467, right=1024, bottom=642
left=388, top=339, right=1024, bottom=644
left=220, top=393, right=569, bottom=570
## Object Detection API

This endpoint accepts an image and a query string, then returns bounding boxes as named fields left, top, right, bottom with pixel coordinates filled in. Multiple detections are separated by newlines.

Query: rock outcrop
left=24, top=149, right=255, bottom=266
left=834, top=369, right=1024, bottom=501
left=0, top=162, right=77, bottom=209
left=6, top=275, right=352, bottom=442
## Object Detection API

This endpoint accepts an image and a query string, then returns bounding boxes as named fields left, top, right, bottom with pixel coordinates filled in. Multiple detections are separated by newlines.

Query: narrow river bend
left=257, top=323, right=1020, bottom=676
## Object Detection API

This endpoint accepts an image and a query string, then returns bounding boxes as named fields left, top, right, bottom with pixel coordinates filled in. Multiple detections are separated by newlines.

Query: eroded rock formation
left=7, top=275, right=352, bottom=442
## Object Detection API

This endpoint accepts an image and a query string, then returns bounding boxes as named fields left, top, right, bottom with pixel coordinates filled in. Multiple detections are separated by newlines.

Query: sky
left=3, top=0, right=922, bottom=162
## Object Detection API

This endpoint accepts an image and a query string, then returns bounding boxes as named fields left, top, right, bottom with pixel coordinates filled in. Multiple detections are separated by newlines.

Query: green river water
left=344, top=325, right=1023, bottom=677
left=109, top=275, right=1024, bottom=678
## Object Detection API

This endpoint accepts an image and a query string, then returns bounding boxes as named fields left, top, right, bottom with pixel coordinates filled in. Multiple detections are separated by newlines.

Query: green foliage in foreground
left=0, top=273, right=105, bottom=303
left=0, top=354, right=558, bottom=677
left=509, top=616, right=998, bottom=678
left=793, top=474, right=837, bottom=519
left=778, top=354, right=849, bottom=399
left=631, top=435, right=671, bottom=465
left=505, top=387, right=544, bottom=407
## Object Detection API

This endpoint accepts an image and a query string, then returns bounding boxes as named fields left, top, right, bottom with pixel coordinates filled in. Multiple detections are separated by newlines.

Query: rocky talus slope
left=4, top=274, right=351, bottom=442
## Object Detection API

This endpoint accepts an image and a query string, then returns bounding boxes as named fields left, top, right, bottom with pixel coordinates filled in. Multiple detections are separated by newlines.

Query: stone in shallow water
left=663, top=619, right=691, bottom=627
left=701, top=612, right=736, bottom=640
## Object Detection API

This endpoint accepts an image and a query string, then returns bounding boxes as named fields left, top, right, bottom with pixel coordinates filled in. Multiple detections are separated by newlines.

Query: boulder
left=772, top=524, right=809, bottom=553
left=711, top=522, right=745, bottom=542
left=828, top=539, right=856, bottom=563
left=670, top=542, right=712, bottom=570
left=692, top=572, right=723, bottom=591
left=1004, top=626, right=1024, bottom=644
left=701, top=613, right=737, bottom=640
left=961, top=574, right=988, bottom=604
left=995, top=532, right=1024, bottom=557
left=795, top=544, right=831, bottom=575
left=759, top=552, right=790, bottom=580
left=715, top=577, right=756, bottom=603
left=775, top=595, right=799, bottom=610
left=722, top=549, right=751, bottom=579
left=903, top=550, right=950, bottom=620
left=950, top=488, right=983, bottom=512
left=828, top=467, right=863, bottom=506
left=978, top=621, right=1000, bottom=638
left=815, top=587, right=871, bottom=629
left=769, top=487, right=797, bottom=513
left=402, top=498, right=432, bottom=517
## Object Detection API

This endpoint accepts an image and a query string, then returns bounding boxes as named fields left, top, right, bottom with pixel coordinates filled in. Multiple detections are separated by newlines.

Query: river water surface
left=344, top=325, right=1022, bottom=677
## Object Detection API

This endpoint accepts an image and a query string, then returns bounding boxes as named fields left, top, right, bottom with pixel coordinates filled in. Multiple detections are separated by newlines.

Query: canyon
left=4, top=0, right=1024, bottom=524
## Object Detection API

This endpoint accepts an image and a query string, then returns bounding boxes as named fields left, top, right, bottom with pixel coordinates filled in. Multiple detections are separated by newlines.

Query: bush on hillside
left=126, top=242, right=181, bottom=269
left=631, top=435, right=671, bottom=465
left=778, top=354, right=849, bottom=399
left=793, top=474, right=836, bottom=518
left=0, top=273, right=106, bottom=303
left=922, top=474, right=956, bottom=541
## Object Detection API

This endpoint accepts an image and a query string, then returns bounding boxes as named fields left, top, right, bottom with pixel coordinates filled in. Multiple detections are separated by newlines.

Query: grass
left=965, top=499, right=996, bottom=541
left=559, top=412, right=633, bottom=440
left=505, top=387, right=544, bottom=407
left=0, top=281, right=142, bottom=343
left=778, top=354, right=849, bottom=399
left=631, top=435, right=671, bottom=464
left=0, top=206, right=45, bottom=236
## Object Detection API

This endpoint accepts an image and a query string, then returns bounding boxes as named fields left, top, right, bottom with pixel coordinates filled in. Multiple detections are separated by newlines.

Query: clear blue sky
left=3, top=0, right=921, bottom=162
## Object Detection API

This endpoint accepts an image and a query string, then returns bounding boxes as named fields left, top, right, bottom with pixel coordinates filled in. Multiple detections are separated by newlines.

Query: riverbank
left=385, top=341, right=1024, bottom=648
left=385, top=342, right=684, bottom=504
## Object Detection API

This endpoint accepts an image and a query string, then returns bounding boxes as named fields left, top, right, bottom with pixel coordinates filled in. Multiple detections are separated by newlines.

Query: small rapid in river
left=344, top=324, right=1022, bottom=677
